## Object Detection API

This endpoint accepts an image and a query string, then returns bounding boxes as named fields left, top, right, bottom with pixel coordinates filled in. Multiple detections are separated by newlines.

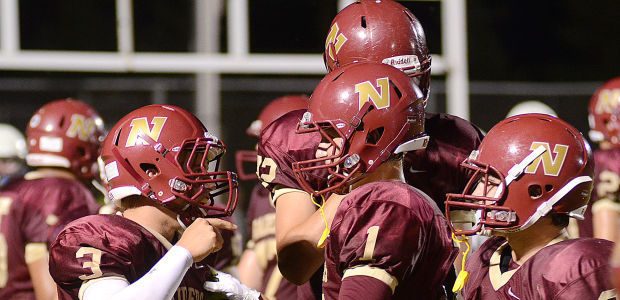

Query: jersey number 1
left=361, top=225, right=380, bottom=261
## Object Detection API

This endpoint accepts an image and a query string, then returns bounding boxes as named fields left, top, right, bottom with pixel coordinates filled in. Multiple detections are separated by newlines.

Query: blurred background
left=0, top=0, right=618, bottom=235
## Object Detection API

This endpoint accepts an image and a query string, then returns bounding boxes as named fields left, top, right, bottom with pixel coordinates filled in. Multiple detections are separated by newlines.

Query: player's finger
left=204, top=218, right=237, bottom=231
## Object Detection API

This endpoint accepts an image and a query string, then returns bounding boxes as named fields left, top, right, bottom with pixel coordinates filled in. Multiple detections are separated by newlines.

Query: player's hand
left=176, top=218, right=237, bottom=262
left=204, top=268, right=262, bottom=300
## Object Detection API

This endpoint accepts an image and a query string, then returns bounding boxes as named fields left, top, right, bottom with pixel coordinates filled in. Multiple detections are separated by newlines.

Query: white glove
left=204, top=268, right=261, bottom=300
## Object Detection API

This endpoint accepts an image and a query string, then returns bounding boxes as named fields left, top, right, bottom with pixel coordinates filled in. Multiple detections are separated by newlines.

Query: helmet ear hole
left=528, top=184, right=543, bottom=199
left=140, top=163, right=160, bottom=178
left=545, top=184, right=554, bottom=192
left=366, top=127, right=384, bottom=145
left=76, top=147, right=86, bottom=158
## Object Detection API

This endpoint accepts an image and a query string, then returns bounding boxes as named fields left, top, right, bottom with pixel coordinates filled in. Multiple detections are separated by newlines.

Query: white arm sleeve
left=81, top=245, right=193, bottom=300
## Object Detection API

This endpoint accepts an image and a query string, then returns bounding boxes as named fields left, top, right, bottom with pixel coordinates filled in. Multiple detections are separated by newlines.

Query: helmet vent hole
left=391, top=80, right=402, bottom=99
left=114, top=129, right=122, bottom=146
left=76, top=147, right=86, bottom=158
left=140, top=163, right=160, bottom=178
left=59, top=116, right=65, bottom=128
left=366, top=127, right=384, bottom=145
left=361, top=16, right=367, bottom=28
left=332, top=71, right=344, bottom=82
left=528, top=184, right=543, bottom=199
left=545, top=184, right=554, bottom=192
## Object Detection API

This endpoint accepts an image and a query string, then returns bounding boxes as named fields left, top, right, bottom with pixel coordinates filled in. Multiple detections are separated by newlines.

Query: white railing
left=0, top=0, right=469, bottom=127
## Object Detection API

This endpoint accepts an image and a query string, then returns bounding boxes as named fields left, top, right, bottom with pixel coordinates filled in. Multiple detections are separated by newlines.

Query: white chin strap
left=393, top=135, right=430, bottom=154
left=493, top=145, right=547, bottom=198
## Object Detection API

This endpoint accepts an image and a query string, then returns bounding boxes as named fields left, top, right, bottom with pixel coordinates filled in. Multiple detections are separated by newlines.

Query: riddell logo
left=125, top=117, right=167, bottom=147
left=524, top=142, right=569, bottom=176
left=382, top=55, right=421, bottom=72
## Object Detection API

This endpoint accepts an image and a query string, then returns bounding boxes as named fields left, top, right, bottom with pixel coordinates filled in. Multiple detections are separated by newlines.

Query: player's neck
left=123, top=201, right=180, bottom=242
left=350, top=159, right=405, bottom=190
left=501, top=218, right=565, bottom=264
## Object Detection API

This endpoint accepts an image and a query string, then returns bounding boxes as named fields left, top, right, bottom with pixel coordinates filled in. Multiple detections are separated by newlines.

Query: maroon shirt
left=0, top=174, right=99, bottom=299
left=246, top=183, right=297, bottom=299
left=462, top=236, right=615, bottom=300
left=324, top=181, right=457, bottom=300
left=49, top=214, right=218, bottom=300
left=257, top=109, right=324, bottom=196
left=256, top=110, right=326, bottom=299
left=578, top=148, right=620, bottom=238
left=403, top=113, right=484, bottom=211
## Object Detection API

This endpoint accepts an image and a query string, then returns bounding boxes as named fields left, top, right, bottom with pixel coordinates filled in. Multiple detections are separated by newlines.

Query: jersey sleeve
left=49, top=220, right=143, bottom=291
left=553, top=266, right=616, bottom=300
left=15, top=197, right=49, bottom=245
left=332, top=201, right=422, bottom=292
left=20, top=179, right=100, bottom=246
left=257, top=111, right=323, bottom=205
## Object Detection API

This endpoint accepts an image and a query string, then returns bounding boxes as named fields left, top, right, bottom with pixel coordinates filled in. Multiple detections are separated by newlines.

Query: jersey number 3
left=76, top=247, right=103, bottom=280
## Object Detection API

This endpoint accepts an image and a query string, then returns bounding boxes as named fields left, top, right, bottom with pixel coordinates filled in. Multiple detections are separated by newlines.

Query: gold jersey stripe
left=342, top=265, right=398, bottom=293
left=271, top=187, right=309, bottom=207
left=24, top=242, right=48, bottom=264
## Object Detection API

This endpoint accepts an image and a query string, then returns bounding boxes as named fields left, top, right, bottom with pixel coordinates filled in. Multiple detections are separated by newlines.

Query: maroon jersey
left=49, top=214, right=217, bottom=300
left=245, top=183, right=297, bottom=299
left=0, top=172, right=99, bottom=299
left=257, top=111, right=326, bottom=299
left=323, top=181, right=457, bottom=300
left=257, top=109, right=324, bottom=199
left=403, top=112, right=484, bottom=211
left=462, top=236, right=616, bottom=300
left=578, top=148, right=620, bottom=238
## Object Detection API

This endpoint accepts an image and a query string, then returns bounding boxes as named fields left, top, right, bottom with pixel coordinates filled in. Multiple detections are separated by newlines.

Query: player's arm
left=275, top=190, right=344, bottom=285
left=553, top=267, right=617, bottom=300
left=25, top=243, right=57, bottom=300
left=237, top=248, right=263, bottom=290
left=62, top=218, right=235, bottom=300
left=592, top=170, right=620, bottom=241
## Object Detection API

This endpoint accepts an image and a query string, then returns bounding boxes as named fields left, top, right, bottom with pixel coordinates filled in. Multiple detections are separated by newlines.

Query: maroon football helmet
left=26, top=99, right=105, bottom=180
left=100, top=104, right=238, bottom=225
left=236, top=95, right=308, bottom=180
left=293, top=62, right=428, bottom=195
left=324, top=0, right=431, bottom=100
left=445, top=114, right=594, bottom=235
left=589, top=77, right=620, bottom=147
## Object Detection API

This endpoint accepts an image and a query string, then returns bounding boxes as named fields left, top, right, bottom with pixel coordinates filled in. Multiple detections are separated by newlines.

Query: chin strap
left=311, top=194, right=330, bottom=248
left=451, top=233, right=471, bottom=293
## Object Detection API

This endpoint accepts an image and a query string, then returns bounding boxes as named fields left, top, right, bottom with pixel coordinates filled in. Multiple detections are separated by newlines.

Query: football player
left=236, top=95, right=308, bottom=299
left=254, top=98, right=329, bottom=299
left=48, top=104, right=241, bottom=300
left=292, top=62, right=456, bottom=299
left=273, top=0, right=483, bottom=289
left=577, top=78, right=620, bottom=241
left=445, top=113, right=616, bottom=299
left=0, top=99, right=103, bottom=299
left=0, top=123, right=27, bottom=187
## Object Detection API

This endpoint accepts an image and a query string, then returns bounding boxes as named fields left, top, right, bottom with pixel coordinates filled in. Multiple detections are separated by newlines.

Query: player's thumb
left=205, top=218, right=237, bottom=231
